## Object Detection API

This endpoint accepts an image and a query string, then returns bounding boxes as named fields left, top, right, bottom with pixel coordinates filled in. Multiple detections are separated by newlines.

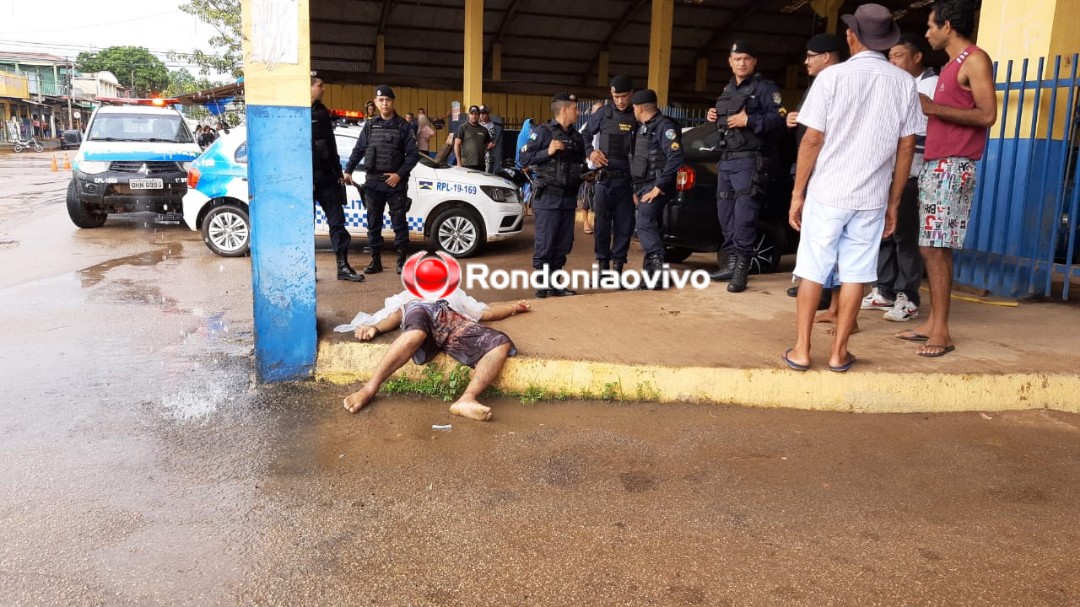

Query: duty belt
left=597, top=168, right=628, bottom=180
left=719, top=150, right=760, bottom=161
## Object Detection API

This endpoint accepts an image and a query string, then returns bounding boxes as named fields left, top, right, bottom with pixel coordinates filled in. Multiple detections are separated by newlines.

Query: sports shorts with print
left=917, top=157, right=976, bottom=249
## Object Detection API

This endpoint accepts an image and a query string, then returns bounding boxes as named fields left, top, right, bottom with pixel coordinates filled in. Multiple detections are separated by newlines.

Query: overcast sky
left=0, top=0, right=229, bottom=78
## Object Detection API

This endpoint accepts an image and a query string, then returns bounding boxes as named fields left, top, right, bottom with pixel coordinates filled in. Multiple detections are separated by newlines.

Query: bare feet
left=825, top=322, right=860, bottom=336
left=343, top=384, right=377, bottom=413
left=814, top=311, right=838, bottom=324
left=449, top=399, right=493, bottom=421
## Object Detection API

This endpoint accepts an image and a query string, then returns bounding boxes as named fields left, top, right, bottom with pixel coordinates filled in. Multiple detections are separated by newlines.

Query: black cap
left=729, top=39, right=756, bottom=57
left=610, top=74, right=633, bottom=93
left=478, top=104, right=490, bottom=113
left=552, top=92, right=577, bottom=103
left=806, top=33, right=842, bottom=54
left=631, top=89, right=657, bottom=105
left=374, top=85, right=395, bottom=99
left=468, top=104, right=480, bottom=114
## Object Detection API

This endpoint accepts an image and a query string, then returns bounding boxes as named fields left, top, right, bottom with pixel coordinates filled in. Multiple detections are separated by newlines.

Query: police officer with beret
left=311, top=75, right=363, bottom=282
left=707, top=40, right=785, bottom=293
left=344, top=85, right=420, bottom=275
left=519, top=93, right=586, bottom=298
left=579, top=74, right=636, bottom=279
left=629, top=89, right=684, bottom=288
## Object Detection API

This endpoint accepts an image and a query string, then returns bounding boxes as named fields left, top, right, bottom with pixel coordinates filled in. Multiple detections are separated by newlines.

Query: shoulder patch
left=520, top=144, right=528, bottom=152
left=664, top=129, right=677, bottom=140
left=670, top=142, right=680, bottom=151
left=772, top=92, right=783, bottom=105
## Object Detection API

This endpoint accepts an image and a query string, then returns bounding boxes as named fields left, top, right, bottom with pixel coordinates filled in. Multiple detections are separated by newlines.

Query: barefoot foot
left=825, top=323, right=860, bottom=336
left=449, top=399, right=493, bottom=421
left=814, top=312, right=838, bottom=324
left=343, top=385, right=377, bottom=413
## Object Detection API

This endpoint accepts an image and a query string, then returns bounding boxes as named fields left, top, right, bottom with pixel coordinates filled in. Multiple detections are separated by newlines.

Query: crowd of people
left=314, top=0, right=993, bottom=420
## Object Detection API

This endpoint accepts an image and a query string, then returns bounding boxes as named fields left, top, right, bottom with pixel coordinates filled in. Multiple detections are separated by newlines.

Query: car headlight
left=181, top=162, right=193, bottom=171
left=77, top=160, right=110, bottom=174
left=480, top=185, right=518, bottom=203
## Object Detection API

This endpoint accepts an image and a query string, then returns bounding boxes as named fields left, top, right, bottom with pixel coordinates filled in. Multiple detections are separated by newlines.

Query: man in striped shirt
left=783, top=4, right=920, bottom=373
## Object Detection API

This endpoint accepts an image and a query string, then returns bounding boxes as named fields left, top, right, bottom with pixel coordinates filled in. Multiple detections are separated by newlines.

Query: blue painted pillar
left=242, top=0, right=316, bottom=381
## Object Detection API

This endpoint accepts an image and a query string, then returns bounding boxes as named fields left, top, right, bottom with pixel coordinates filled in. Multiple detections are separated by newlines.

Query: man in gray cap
left=783, top=3, right=920, bottom=373
left=454, top=104, right=492, bottom=172
left=579, top=74, right=637, bottom=279
left=344, top=84, right=420, bottom=274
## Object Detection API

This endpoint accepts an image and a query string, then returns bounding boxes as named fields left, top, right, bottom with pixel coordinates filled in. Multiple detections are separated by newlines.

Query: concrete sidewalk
left=313, top=218, right=1080, bottom=414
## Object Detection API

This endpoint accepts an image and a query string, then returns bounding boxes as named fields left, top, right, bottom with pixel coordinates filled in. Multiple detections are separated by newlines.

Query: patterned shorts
left=402, top=300, right=516, bottom=368
left=918, top=157, right=976, bottom=249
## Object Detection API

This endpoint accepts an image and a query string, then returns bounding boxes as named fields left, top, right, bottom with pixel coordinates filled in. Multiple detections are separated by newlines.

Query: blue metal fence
left=956, top=53, right=1080, bottom=300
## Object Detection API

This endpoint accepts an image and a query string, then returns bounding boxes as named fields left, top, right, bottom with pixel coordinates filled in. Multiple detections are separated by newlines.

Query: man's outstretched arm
left=480, top=301, right=531, bottom=322
left=355, top=309, right=404, bottom=341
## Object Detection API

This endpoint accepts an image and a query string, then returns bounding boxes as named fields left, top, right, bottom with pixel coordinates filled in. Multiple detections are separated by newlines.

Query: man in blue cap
left=519, top=93, right=586, bottom=298
left=707, top=39, right=786, bottom=293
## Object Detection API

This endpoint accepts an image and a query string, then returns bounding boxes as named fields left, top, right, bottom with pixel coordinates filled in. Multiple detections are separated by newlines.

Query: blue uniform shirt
left=721, top=73, right=785, bottom=139
left=344, top=113, right=420, bottom=192
left=518, top=120, right=586, bottom=210
left=632, top=112, right=685, bottom=195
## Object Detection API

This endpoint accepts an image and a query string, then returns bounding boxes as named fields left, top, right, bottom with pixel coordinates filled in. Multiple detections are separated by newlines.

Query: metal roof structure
left=310, top=0, right=942, bottom=102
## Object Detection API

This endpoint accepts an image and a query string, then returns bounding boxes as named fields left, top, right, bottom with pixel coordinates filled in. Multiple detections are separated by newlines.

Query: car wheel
left=664, top=246, right=693, bottom=264
left=748, top=229, right=781, bottom=275
left=431, top=207, right=484, bottom=258
left=201, top=204, right=250, bottom=257
left=66, top=180, right=107, bottom=228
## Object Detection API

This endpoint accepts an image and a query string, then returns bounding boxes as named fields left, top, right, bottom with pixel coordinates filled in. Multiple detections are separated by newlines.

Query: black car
left=661, top=122, right=798, bottom=274
left=59, top=129, right=82, bottom=150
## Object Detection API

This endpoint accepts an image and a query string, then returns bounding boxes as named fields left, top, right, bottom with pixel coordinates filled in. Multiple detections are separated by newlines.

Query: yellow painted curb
left=317, top=341, right=1080, bottom=414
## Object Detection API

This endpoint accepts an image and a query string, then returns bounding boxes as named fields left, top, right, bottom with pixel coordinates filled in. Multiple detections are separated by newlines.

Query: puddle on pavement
left=78, top=242, right=184, bottom=288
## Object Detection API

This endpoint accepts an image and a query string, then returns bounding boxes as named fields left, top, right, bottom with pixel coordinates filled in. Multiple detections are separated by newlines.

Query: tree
left=170, top=0, right=242, bottom=78
left=76, top=46, right=169, bottom=97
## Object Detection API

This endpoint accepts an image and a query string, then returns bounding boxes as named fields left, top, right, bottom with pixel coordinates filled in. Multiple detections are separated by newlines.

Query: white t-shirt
left=911, top=68, right=939, bottom=177
left=335, top=289, right=489, bottom=333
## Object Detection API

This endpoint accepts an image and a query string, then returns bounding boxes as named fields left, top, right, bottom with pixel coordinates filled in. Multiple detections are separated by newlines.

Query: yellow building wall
left=0, top=70, right=29, bottom=99
left=977, top=0, right=1079, bottom=140
left=324, top=83, right=552, bottom=132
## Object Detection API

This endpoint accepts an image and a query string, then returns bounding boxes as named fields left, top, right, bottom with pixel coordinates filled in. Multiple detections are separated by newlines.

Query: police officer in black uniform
left=311, top=75, right=363, bottom=282
left=707, top=40, right=785, bottom=293
left=344, top=85, right=420, bottom=274
left=519, top=93, right=586, bottom=298
left=580, top=74, right=636, bottom=278
left=629, top=89, right=684, bottom=288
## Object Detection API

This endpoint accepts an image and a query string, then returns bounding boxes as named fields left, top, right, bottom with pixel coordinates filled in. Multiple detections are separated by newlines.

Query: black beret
left=374, top=85, right=395, bottom=99
left=631, top=89, right=657, bottom=105
left=806, top=33, right=843, bottom=54
left=552, top=92, right=577, bottom=103
left=729, top=39, right=756, bottom=57
left=610, top=74, right=634, bottom=93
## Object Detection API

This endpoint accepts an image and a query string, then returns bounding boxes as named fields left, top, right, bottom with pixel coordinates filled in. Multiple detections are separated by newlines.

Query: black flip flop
left=918, top=344, right=956, bottom=358
left=895, top=330, right=929, bottom=342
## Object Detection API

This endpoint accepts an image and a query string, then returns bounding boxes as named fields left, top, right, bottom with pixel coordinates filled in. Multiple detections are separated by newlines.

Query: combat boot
left=648, top=254, right=667, bottom=290
left=395, top=247, right=407, bottom=274
left=336, top=252, right=365, bottom=282
left=727, top=255, right=751, bottom=293
left=597, top=259, right=610, bottom=271
left=710, top=253, right=737, bottom=282
left=612, top=261, right=626, bottom=290
left=364, top=249, right=383, bottom=274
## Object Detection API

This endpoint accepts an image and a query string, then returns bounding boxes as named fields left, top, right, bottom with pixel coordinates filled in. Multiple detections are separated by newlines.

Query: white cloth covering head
left=333, top=289, right=490, bottom=333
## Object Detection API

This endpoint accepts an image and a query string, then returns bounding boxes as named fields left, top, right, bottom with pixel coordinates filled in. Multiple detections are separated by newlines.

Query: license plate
left=129, top=178, right=163, bottom=190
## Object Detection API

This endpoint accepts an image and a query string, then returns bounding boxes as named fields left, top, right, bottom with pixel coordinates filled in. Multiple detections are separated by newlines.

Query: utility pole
left=67, top=62, right=73, bottom=131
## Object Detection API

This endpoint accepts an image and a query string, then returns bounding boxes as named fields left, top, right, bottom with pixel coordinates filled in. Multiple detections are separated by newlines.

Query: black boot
left=648, top=254, right=667, bottom=290
left=597, top=259, right=610, bottom=271
left=710, top=253, right=737, bottom=282
left=364, top=249, right=383, bottom=274
left=727, top=255, right=751, bottom=293
left=613, top=261, right=625, bottom=290
left=336, top=252, right=365, bottom=282
left=395, top=247, right=407, bottom=274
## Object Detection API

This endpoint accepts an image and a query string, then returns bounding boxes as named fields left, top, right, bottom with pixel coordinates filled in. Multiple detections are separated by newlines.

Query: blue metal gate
left=956, top=53, right=1080, bottom=300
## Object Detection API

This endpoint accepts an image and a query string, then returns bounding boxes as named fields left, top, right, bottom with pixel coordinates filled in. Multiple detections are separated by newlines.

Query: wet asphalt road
left=2, top=153, right=1079, bottom=606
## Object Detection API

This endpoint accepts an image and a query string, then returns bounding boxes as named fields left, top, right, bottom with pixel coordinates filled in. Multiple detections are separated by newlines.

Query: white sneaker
left=861, top=287, right=894, bottom=310
left=883, top=292, right=919, bottom=321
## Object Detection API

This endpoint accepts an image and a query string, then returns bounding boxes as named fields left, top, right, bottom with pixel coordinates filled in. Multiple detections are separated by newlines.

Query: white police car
left=182, top=125, right=524, bottom=257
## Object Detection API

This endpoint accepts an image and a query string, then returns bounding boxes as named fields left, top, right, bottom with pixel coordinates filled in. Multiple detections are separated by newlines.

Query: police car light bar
left=330, top=109, right=364, bottom=119
left=95, top=96, right=181, bottom=107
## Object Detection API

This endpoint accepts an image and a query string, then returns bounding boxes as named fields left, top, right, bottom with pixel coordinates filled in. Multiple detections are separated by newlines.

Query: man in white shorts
left=784, top=4, right=919, bottom=372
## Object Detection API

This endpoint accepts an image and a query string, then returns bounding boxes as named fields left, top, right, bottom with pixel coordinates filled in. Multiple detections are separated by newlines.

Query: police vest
left=714, top=74, right=764, bottom=152
left=366, top=119, right=405, bottom=173
left=533, top=123, right=585, bottom=190
left=629, top=119, right=663, bottom=182
left=597, top=106, right=634, bottom=162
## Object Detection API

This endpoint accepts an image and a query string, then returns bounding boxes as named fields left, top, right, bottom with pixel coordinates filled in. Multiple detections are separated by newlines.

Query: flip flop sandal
left=828, top=353, right=856, bottom=373
left=781, top=348, right=809, bottom=372
left=895, top=330, right=929, bottom=341
left=917, top=344, right=956, bottom=358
